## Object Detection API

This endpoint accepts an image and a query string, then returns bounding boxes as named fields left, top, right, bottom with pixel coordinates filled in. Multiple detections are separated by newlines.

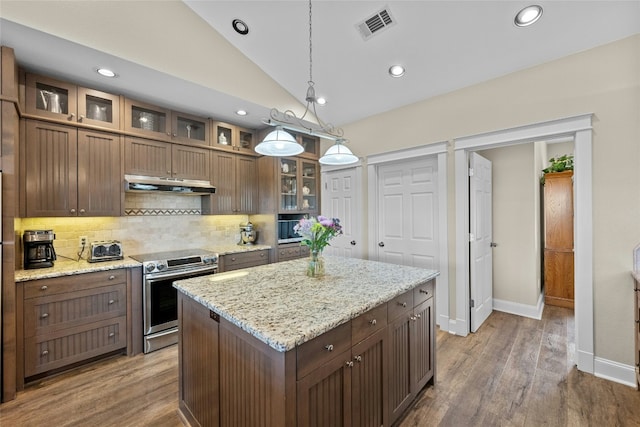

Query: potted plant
left=541, top=154, right=573, bottom=184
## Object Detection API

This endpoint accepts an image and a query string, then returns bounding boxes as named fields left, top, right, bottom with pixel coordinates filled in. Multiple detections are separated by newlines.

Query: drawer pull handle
left=354, top=355, right=362, bottom=362
left=41, top=313, right=49, bottom=319
left=325, top=344, right=334, bottom=352
left=398, top=302, right=407, bottom=308
left=108, top=275, right=115, bottom=280
left=108, top=300, right=115, bottom=305
left=369, top=319, right=377, bottom=326
left=419, top=289, right=430, bottom=295
left=345, top=361, right=354, bottom=368
left=41, top=285, right=48, bottom=291
left=109, top=332, right=115, bottom=338
left=41, top=350, right=49, bottom=356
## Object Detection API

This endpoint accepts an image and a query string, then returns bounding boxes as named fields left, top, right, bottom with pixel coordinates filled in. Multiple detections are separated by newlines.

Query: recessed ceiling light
left=389, top=65, right=405, bottom=77
left=236, top=109, right=248, bottom=116
left=316, top=97, right=326, bottom=105
left=232, top=18, right=249, bottom=35
left=514, top=5, right=543, bottom=27
left=96, top=68, right=116, bottom=78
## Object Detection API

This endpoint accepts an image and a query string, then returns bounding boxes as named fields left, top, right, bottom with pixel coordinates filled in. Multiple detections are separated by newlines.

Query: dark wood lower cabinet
left=177, top=279, right=435, bottom=427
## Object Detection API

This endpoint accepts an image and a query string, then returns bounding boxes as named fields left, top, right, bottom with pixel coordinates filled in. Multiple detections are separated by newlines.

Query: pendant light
left=257, top=0, right=358, bottom=165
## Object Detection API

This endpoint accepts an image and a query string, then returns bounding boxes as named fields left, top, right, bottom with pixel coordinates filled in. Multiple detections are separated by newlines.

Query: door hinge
left=470, top=299, right=475, bottom=308
left=468, top=167, right=474, bottom=177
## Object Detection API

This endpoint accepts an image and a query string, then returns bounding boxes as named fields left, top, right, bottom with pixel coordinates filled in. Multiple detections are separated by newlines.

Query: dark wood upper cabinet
left=23, top=120, right=122, bottom=217
left=206, top=151, right=257, bottom=214
left=124, top=137, right=209, bottom=181
left=211, top=121, right=257, bottom=155
left=25, top=73, right=121, bottom=130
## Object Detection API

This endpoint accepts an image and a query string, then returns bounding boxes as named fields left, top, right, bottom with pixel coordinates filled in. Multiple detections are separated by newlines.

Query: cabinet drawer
left=24, top=316, right=126, bottom=376
left=414, top=280, right=434, bottom=306
left=297, top=321, right=351, bottom=379
left=388, top=289, right=413, bottom=321
left=222, top=250, right=269, bottom=271
left=352, top=303, right=387, bottom=345
left=24, top=283, right=127, bottom=338
left=279, top=246, right=302, bottom=262
left=24, top=269, right=127, bottom=299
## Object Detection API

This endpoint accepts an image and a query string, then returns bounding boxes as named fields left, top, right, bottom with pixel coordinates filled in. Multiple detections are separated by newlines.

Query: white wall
left=341, top=34, right=640, bottom=366
left=478, top=144, right=539, bottom=307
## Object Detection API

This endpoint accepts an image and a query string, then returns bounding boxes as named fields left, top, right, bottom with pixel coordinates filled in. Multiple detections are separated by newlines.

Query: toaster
left=88, top=240, right=124, bottom=263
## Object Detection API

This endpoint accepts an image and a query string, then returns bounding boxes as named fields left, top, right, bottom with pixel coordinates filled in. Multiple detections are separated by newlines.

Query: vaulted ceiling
left=1, top=1, right=639, bottom=130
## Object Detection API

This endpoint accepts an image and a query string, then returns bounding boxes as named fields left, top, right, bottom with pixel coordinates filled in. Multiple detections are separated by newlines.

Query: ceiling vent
left=356, top=6, right=396, bottom=41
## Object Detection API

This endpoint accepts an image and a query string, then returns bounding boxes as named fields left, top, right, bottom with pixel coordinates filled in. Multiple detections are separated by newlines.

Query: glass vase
left=307, top=250, right=325, bottom=278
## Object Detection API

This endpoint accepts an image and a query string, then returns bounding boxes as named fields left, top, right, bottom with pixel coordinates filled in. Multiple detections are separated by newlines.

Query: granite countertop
left=174, top=256, right=439, bottom=352
left=208, top=244, right=272, bottom=255
left=15, top=257, right=142, bottom=282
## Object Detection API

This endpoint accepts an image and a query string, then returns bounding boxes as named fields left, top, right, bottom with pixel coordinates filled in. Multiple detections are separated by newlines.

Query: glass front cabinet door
left=172, top=112, right=210, bottom=145
left=212, top=121, right=256, bottom=154
left=25, top=74, right=120, bottom=130
left=278, top=158, right=319, bottom=213
left=124, top=98, right=172, bottom=140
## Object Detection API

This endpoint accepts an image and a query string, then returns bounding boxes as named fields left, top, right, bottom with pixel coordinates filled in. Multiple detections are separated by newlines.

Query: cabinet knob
left=398, top=301, right=407, bottom=308
left=231, top=257, right=236, bottom=262
left=416, top=313, right=422, bottom=319
left=369, top=319, right=377, bottom=326
left=378, top=242, right=385, bottom=247
left=41, top=285, right=48, bottom=291
left=167, top=171, right=171, bottom=175
left=108, top=299, right=115, bottom=305
left=70, top=208, right=76, bottom=214
left=109, top=275, right=115, bottom=280
left=410, top=315, right=418, bottom=321
left=78, top=115, right=84, bottom=121
left=68, top=113, right=75, bottom=120
left=173, top=133, right=177, bottom=137
left=41, top=313, right=49, bottom=319
left=350, top=240, right=356, bottom=246
left=354, top=355, right=362, bottom=363
left=166, top=132, right=171, bottom=136
left=324, top=344, right=334, bottom=352
left=109, top=332, right=115, bottom=338
left=419, top=289, right=430, bottom=295
left=79, top=208, right=85, bottom=214
left=345, top=361, right=354, bottom=368
left=41, top=350, right=49, bottom=356
left=260, top=253, right=265, bottom=257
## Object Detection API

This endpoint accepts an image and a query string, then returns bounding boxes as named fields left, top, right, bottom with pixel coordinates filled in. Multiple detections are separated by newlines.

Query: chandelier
left=255, top=0, right=358, bottom=165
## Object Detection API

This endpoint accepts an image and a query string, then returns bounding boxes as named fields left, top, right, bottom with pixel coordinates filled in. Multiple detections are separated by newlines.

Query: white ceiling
left=1, top=1, right=639, bottom=130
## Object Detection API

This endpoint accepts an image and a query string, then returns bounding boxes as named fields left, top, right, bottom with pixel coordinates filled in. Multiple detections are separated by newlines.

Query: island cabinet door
left=297, top=349, right=353, bottom=427
left=351, top=327, right=388, bottom=427
left=178, top=294, right=220, bottom=427
left=412, top=298, right=435, bottom=393
left=387, top=313, right=413, bottom=425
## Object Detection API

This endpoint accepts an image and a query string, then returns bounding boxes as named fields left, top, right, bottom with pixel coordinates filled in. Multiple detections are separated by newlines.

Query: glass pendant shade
left=319, top=141, right=358, bottom=165
left=255, top=127, right=304, bottom=156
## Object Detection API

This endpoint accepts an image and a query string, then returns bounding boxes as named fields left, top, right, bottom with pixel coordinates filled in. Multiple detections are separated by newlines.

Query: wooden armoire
left=543, top=170, right=574, bottom=308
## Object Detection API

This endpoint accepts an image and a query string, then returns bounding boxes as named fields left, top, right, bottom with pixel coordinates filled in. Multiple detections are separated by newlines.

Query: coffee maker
left=238, top=222, right=257, bottom=245
left=23, top=230, right=57, bottom=269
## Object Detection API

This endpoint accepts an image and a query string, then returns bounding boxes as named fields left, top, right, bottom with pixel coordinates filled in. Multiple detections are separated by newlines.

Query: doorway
left=453, top=113, right=594, bottom=374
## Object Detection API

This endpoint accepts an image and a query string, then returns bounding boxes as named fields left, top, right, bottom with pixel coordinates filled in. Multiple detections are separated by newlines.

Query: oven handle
left=146, top=265, right=218, bottom=281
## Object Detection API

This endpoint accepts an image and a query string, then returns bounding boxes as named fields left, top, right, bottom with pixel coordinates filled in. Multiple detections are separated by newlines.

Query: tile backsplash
left=14, top=194, right=249, bottom=259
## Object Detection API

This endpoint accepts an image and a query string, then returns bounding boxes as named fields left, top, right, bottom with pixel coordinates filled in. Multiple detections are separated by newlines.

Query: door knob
left=378, top=242, right=385, bottom=247
left=350, top=240, right=356, bottom=246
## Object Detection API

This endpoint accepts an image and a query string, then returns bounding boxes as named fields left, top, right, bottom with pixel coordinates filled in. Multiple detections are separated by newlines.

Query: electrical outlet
left=79, top=236, right=88, bottom=247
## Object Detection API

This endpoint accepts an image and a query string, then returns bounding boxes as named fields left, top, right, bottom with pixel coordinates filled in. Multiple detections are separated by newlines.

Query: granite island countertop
left=174, top=256, right=439, bottom=352
left=15, top=257, right=142, bottom=282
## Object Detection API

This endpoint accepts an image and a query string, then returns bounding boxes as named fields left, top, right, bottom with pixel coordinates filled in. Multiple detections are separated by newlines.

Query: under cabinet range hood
left=124, top=175, right=216, bottom=195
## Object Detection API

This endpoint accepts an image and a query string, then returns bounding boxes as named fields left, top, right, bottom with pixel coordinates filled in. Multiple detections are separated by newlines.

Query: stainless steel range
left=129, top=249, right=218, bottom=353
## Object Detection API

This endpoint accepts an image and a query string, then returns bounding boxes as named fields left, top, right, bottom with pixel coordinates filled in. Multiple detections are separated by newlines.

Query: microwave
left=278, top=219, right=303, bottom=243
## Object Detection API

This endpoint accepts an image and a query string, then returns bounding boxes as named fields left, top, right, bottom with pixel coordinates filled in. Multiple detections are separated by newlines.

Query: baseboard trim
left=594, top=357, right=638, bottom=389
left=437, top=314, right=449, bottom=332
left=493, top=294, right=544, bottom=320
left=450, top=318, right=468, bottom=336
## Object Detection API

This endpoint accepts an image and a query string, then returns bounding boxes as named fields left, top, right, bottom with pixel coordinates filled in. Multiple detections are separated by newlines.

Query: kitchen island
left=174, top=256, right=439, bottom=427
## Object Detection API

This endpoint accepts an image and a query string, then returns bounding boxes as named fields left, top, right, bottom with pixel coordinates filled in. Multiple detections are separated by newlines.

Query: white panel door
left=321, top=167, right=361, bottom=258
left=469, top=152, right=493, bottom=332
left=376, top=158, right=438, bottom=269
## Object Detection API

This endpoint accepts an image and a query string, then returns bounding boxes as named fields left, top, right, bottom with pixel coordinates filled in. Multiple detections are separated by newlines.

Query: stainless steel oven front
left=144, top=265, right=217, bottom=352
left=131, top=249, right=218, bottom=353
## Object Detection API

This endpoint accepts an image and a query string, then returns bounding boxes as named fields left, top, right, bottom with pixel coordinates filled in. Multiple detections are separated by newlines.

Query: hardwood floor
left=1, top=306, right=639, bottom=426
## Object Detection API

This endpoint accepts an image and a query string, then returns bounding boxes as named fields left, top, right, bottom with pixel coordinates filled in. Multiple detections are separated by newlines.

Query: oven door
left=143, top=265, right=217, bottom=336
